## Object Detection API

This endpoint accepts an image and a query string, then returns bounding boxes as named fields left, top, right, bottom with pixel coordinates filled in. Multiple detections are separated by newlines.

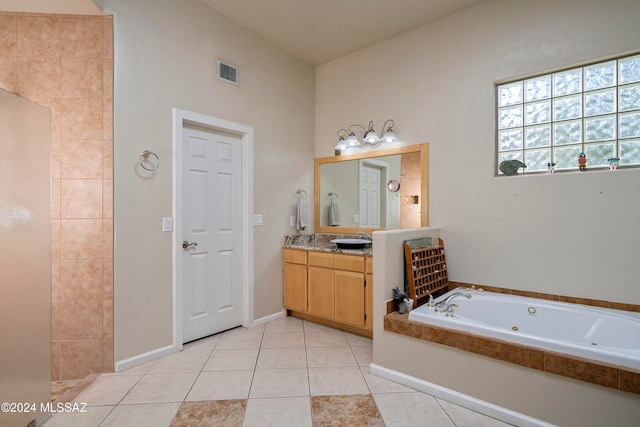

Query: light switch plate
left=162, top=217, right=173, bottom=232
left=254, top=214, right=263, bottom=226
left=289, top=216, right=295, bottom=227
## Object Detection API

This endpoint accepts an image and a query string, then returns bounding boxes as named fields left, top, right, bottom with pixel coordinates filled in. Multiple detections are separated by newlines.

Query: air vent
left=217, top=60, right=238, bottom=85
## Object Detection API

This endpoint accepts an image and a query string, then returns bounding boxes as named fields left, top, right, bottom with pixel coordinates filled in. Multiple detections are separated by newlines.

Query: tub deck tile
left=469, top=336, right=526, bottom=366
left=619, top=368, right=640, bottom=394
left=525, top=348, right=545, bottom=371
left=544, top=352, right=619, bottom=389
left=383, top=311, right=638, bottom=395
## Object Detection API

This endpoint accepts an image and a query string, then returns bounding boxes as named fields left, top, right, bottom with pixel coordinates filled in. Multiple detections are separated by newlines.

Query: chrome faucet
left=355, top=231, right=373, bottom=240
left=435, top=289, right=471, bottom=313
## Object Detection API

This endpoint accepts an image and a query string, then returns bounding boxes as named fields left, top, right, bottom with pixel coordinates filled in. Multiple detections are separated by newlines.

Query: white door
left=359, top=163, right=383, bottom=228
left=182, top=124, right=243, bottom=343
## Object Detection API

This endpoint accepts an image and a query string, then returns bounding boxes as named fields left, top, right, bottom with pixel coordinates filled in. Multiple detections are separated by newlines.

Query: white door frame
left=172, top=108, right=254, bottom=350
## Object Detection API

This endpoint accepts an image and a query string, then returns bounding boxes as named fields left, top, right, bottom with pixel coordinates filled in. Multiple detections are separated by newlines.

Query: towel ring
left=139, top=150, right=160, bottom=171
left=297, top=189, right=308, bottom=198
left=329, top=192, right=339, bottom=199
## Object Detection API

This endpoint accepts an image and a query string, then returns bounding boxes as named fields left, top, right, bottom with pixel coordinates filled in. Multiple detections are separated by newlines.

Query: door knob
left=182, top=241, right=197, bottom=249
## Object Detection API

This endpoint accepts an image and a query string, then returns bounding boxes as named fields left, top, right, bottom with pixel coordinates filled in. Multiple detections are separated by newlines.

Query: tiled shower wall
left=0, top=12, right=114, bottom=380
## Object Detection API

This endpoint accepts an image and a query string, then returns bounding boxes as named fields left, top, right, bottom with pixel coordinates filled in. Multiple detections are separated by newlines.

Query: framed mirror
left=314, top=143, right=429, bottom=234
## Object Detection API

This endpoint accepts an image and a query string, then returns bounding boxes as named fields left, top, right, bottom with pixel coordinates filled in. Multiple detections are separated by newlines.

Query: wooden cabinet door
left=335, top=270, right=365, bottom=327
left=308, top=266, right=334, bottom=319
left=284, top=262, right=307, bottom=312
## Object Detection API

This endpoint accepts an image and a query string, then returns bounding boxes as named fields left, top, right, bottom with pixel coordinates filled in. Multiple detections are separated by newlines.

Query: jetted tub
left=408, top=288, right=640, bottom=370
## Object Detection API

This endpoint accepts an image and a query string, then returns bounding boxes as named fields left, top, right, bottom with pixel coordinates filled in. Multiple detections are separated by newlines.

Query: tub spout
left=435, top=289, right=471, bottom=312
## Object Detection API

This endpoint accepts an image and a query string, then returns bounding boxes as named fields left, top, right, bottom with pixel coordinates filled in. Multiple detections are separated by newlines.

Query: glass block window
left=496, top=53, right=640, bottom=174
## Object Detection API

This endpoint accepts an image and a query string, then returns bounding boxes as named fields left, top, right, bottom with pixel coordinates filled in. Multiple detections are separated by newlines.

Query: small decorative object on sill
left=499, top=159, right=526, bottom=176
left=547, top=162, right=556, bottom=174
left=578, top=152, right=587, bottom=171
left=608, top=157, right=620, bottom=170
left=393, top=287, right=412, bottom=314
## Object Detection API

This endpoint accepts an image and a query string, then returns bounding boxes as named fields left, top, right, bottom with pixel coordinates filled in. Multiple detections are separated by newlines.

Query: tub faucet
left=435, top=289, right=471, bottom=312
left=355, top=231, right=373, bottom=240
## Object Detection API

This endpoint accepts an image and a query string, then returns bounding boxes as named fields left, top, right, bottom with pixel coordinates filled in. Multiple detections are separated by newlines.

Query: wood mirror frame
left=314, top=143, right=429, bottom=234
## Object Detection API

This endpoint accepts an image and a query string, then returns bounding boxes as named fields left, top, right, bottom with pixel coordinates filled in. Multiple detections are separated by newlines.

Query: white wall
left=316, top=0, right=640, bottom=305
left=100, top=0, right=315, bottom=361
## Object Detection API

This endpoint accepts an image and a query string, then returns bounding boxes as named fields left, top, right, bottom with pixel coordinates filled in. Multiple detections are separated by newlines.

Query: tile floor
left=45, top=317, right=511, bottom=426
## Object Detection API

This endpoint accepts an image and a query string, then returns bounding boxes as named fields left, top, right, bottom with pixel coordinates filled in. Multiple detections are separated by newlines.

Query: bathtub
left=407, top=288, right=640, bottom=370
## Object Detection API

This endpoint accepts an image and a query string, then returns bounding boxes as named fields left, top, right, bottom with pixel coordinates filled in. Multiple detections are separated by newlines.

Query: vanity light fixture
left=335, top=119, right=398, bottom=152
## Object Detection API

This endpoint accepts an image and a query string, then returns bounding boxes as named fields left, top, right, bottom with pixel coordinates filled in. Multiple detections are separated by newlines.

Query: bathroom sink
left=331, top=239, right=371, bottom=249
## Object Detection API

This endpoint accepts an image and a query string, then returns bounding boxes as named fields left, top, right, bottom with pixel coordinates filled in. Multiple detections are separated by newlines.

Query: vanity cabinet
left=283, top=249, right=307, bottom=312
left=308, top=252, right=336, bottom=319
left=283, top=248, right=373, bottom=336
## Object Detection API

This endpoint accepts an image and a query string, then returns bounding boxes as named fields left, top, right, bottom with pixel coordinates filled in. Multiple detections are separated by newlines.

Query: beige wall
left=0, top=11, right=114, bottom=380
left=316, top=0, right=640, bottom=305
left=99, top=0, right=315, bottom=361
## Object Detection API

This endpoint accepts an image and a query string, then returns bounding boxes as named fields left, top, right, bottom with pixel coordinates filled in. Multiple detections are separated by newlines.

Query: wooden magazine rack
left=404, top=237, right=449, bottom=307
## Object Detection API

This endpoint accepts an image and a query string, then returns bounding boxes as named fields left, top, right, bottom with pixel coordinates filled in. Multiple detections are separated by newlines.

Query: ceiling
left=201, top=0, right=489, bottom=65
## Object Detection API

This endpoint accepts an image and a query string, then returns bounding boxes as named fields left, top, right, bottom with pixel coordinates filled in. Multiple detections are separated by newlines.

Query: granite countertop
left=282, top=233, right=372, bottom=256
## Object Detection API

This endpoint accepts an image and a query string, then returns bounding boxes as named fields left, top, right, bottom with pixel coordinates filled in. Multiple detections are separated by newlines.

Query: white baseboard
left=115, top=344, right=179, bottom=372
left=368, top=363, right=555, bottom=427
left=115, top=312, right=284, bottom=372
left=250, top=310, right=284, bottom=327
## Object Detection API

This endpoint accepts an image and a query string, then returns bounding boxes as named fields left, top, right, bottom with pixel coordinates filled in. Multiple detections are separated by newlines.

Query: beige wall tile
left=60, top=340, right=103, bottom=380
left=50, top=137, right=61, bottom=178
left=60, top=219, right=102, bottom=259
left=61, top=178, right=103, bottom=218
left=51, top=342, right=61, bottom=381
left=61, top=57, right=102, bottom=99
left=60, top=259, right=103, bottom=300
left=102, top=218, right=113, bottom=259
left=61, top=138, right=103, bottom=178
left=51, top=259, right=62, bottom=300
left=102, top=57, right=113, bottom=98
left=3, top=11, right=113, bottom=381
left=61, top=98, right=102, bottom=138
left=51, top=178, right=61, bottom=218
left=103, top=97, right=112, bottom=139
left=61, top=17, right=102, bottom=58
left=58, top=299, right=102, bottom=341
left=16, top=56, right=61, bottom=98
left=102, top=338, right=114, bottom=373
left=16, top=15, right=60, bottom=57
left=103, top=299, right=113, bottom=339
left=51, top=219, right=61, bottom=260
left=0, top=14, right=17, bottom=56
left=102, top=16, right=113, bottom=59
left=103, top=179, right=113, bottom=218
left=103, top=259, right=113, bottom=299
left=103, top=139, right=113, bottom=178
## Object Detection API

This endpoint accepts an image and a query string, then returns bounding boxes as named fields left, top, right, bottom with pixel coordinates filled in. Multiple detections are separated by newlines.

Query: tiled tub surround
left=0, top=12, right=114, bottom=380
left=384, top=285, right=640, bottom=395
left=373, top=228, right=640, bottom=426
left=282, top=233, right=373, bottom=256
